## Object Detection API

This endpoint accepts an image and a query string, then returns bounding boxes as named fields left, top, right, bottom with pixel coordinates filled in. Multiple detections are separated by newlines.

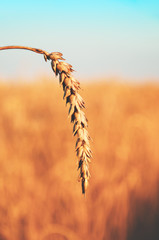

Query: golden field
left=0, top=79, right=159, bottom=240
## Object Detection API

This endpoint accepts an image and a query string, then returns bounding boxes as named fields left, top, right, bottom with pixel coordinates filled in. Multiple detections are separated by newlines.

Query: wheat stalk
left=0, top=45, right=92, bottom=194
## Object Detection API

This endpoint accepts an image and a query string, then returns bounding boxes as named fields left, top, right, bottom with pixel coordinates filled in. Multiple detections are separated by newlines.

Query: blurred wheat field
left=0, top=79, right=159, bottom=240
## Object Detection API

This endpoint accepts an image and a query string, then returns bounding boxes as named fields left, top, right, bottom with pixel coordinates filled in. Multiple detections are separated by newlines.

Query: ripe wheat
left=0, top=46, right=92, bottom=194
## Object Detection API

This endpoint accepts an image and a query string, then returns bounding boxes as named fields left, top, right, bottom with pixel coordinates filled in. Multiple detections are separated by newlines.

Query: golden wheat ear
left=0, top=45, right=92, bottom=194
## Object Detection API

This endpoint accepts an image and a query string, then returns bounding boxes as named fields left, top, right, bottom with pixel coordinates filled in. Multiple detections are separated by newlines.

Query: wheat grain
left=0, top=45, right=92, bottom=194
left=48, top=52, right=92, bottom=194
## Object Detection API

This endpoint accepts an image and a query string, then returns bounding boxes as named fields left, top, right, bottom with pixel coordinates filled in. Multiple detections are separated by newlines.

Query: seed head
left=49, top=51, right=92, bottom=194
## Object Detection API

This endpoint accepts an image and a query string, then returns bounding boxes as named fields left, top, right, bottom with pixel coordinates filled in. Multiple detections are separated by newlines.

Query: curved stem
left=0, top=46, right=49, bottom=58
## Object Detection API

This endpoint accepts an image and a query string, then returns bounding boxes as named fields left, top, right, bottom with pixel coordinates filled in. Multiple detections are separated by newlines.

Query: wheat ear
left=0, top=46, right=92, bottom=194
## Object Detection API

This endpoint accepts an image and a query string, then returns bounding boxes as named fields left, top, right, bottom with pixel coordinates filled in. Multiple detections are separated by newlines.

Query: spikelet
left=48, top=52, right=92, bottom=194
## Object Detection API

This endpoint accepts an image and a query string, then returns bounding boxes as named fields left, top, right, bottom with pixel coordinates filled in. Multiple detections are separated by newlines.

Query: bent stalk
left=0, top=45, right=92, bottom=194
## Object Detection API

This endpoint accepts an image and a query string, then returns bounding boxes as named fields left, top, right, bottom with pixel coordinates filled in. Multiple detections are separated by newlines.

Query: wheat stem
left=0, top=45, right=92, bottom=194
left=0, top=45, right=49, bottom=58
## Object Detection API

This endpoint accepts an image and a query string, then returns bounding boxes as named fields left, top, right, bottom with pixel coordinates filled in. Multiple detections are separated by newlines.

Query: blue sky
left=0, top=0, right=159, bottom=82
